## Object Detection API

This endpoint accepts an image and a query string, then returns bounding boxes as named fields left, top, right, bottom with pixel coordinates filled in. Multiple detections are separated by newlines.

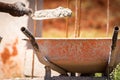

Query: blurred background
left=43, top=0, right=120, bottom=38
left=0, top=0, right=120, bottom=79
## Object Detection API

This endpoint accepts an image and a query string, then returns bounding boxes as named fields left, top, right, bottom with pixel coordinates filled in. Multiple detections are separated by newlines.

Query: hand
left=9, top=2, right=32, bottom=17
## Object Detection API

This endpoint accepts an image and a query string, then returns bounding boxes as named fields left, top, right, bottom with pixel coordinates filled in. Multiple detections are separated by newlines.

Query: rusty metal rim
left=34, top=38, right=115, bottom=39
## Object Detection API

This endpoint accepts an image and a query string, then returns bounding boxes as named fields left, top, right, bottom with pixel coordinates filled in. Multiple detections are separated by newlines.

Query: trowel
left=31, top=6, right=72, bottom=20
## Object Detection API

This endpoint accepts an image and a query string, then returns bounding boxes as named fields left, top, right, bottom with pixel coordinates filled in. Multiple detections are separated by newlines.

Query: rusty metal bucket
left=21, top=27, right=120, bottom=74
left=35, top=38, right=120, bottom=73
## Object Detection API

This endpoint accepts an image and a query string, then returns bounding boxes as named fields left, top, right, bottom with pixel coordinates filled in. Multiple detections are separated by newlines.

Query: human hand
left=9, top=2, right=32, bottom=17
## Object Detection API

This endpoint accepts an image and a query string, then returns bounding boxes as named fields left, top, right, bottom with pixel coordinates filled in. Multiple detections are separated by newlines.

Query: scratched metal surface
left=35, top=38, right=120, bottom=73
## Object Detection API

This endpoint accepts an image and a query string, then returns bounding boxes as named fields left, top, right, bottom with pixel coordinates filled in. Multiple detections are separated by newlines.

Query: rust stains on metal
left=36, top=38, right=120, bottom=73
